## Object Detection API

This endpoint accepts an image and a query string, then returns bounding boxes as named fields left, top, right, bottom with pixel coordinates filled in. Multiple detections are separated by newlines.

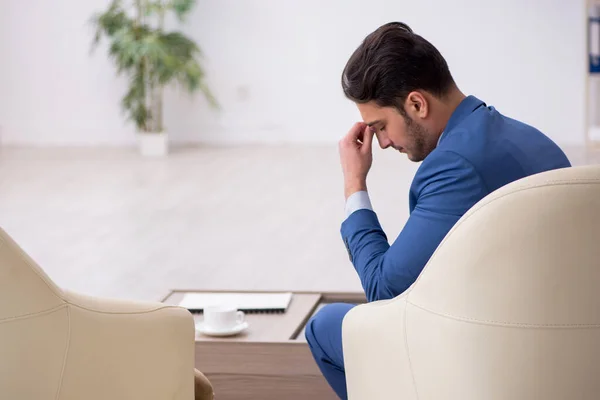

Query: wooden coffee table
left=162, top=290, right=366, bottom=400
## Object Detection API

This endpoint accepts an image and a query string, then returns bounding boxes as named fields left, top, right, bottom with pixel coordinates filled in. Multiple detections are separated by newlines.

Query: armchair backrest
left=405, top=165, right=600, bottom=399
left=0, top=227, right=69, bottom=398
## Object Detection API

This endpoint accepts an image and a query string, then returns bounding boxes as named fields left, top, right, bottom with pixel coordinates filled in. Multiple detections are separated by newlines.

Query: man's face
left=357, top=101, right=433, bottom=162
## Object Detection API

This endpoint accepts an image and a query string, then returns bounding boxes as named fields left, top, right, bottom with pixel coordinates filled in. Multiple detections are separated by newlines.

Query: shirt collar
left=437, top=95, right=486, bottom=145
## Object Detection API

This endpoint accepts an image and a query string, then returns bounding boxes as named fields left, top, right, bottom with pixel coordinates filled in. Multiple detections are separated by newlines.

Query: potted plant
left=91, top=0, right=217, bottom=156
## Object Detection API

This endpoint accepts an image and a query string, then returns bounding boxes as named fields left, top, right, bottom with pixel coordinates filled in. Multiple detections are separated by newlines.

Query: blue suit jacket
left=341, top=96, right=571, bottom=302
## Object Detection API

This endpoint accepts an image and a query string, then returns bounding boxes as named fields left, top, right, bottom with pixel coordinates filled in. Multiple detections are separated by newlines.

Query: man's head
left=342, top=22, right=460, bottom=162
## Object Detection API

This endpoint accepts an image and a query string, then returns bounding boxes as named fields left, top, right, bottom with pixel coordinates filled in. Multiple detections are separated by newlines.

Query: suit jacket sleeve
left=341, top=150, right=488, bottom=302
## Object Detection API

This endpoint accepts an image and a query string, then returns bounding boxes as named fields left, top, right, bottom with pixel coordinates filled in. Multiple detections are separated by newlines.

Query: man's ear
left=404, top=91, right=428, bottom=119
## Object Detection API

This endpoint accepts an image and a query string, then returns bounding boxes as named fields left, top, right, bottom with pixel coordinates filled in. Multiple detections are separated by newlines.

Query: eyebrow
left=366, top=119, right=383, bottom=127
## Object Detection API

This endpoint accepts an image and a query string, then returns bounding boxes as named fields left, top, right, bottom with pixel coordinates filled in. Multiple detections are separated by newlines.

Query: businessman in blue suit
left=305, top=22, right=571, bottom=399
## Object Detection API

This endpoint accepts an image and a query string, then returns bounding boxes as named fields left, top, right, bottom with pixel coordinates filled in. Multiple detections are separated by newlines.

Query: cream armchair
left=342, top=165, right=600, bottom=400
left=0, top=227, right=197, bottom=399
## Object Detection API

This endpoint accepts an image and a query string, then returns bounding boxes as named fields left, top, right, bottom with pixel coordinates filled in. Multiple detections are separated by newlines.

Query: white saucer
left=196, top=321, right=249, bottom=337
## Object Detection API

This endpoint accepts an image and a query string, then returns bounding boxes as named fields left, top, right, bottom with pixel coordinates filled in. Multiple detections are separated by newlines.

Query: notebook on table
left=177, top=292, right=293, bottom=314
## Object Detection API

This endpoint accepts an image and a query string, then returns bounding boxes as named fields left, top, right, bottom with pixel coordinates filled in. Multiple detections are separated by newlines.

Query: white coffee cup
left=203, top=306, right=245, bottom=330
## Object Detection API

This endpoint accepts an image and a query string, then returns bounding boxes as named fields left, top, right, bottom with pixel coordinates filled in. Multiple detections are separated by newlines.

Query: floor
left=0, top=145, right=598, bottom=302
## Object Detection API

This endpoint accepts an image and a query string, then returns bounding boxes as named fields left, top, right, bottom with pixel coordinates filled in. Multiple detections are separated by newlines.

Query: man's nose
left=377, top=135, right=392, bottom=149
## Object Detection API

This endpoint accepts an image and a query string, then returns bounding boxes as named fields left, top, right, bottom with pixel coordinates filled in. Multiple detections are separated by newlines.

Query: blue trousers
left=305, top=303, right=356, bottom=400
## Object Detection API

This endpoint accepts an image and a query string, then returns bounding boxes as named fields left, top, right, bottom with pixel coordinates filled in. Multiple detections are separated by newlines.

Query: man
left=305, top=21, right=571, bottom=399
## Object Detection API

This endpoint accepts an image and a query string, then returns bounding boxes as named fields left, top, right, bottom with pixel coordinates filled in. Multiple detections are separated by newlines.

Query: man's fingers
left=361, top=126, right=374, bottom=153
left=345, top=122, right=367, bottom=142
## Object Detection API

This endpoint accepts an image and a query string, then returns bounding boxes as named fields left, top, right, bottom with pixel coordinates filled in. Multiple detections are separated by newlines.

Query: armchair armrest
left=342, top=295, right=417, bottom=400
left=58, top=290, right=195, bottom=400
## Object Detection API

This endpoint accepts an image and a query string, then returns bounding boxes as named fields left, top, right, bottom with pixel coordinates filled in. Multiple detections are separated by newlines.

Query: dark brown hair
left=342, top=22, right=455, bottom=114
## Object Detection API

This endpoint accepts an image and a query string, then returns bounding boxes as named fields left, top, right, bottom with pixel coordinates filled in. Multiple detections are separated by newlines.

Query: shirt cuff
left=345, top=190, right=373, bottom=217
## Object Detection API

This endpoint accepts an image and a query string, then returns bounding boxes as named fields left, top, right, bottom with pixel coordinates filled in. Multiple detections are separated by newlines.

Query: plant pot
left=137, top=131, right=168, bottom=156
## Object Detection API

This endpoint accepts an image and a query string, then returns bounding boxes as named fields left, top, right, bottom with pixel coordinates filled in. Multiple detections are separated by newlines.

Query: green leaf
left=179, top=60, right=202, bottom=91
left=171, top=0, right=196, bottom=22
left=144, top=31, right=199, bottom=85
left=90, top=0, right=132, bottom=53
left=107, top=27, right=143, bottom=74
left=93, top=1, right=129, bottom=36
left=121, top=65, right=151, bottom=131
left=159, top=31, right=200, bottom=59
left=132, top=102, right=151, bottom=131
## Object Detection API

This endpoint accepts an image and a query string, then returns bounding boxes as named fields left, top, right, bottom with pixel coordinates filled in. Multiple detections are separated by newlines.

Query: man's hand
left=339, top=122, right=374, bottom=199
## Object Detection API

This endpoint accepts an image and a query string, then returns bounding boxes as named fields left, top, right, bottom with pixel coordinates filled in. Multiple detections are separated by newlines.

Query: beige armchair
left=342, top=165, right=600, bottom=399
left=0, top=227, right=198, bottom=399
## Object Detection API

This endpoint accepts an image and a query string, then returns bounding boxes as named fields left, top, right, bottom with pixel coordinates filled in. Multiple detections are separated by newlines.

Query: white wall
left=0, top=0, right=134, bottom=145
left=0, top=0, right=587, bottom=146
